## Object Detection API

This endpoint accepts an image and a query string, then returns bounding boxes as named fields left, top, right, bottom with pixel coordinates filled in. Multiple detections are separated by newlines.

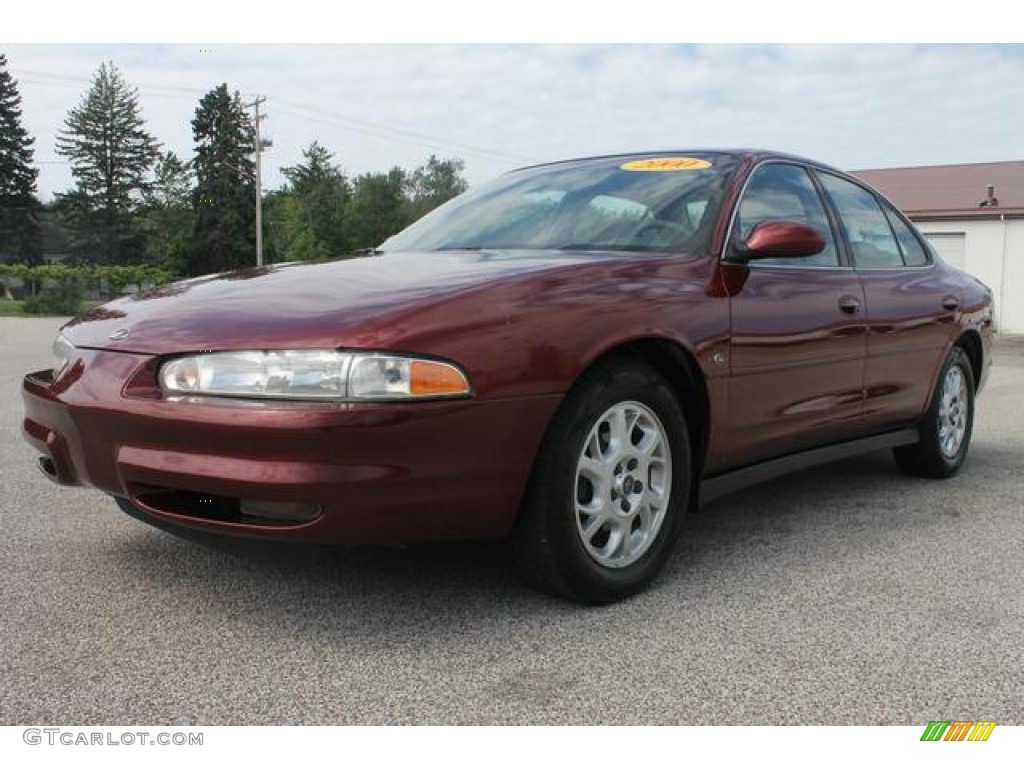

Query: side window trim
left=722, top=160, right=850, bottom=270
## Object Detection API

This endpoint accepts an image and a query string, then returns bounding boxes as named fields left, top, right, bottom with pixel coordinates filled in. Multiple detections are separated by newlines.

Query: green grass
left=0, top=299, right=81, bottom=317
left=0, top=300, right=26, bottom=316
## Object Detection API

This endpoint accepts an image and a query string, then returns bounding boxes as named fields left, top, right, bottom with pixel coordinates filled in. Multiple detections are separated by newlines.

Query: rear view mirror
left=736, top=221, right=826, bottom=261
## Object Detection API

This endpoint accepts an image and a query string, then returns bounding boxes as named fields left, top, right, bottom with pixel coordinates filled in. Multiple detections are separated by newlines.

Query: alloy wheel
left=573, top=401, right=672, bottom=568
left=938, top=365, right=968, bottom=458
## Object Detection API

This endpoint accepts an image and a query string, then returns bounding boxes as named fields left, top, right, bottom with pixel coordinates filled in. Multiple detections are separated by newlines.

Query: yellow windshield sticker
left=621, top=157, right=712, bottom=171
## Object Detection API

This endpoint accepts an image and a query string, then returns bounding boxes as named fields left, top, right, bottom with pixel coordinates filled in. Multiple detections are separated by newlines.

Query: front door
left=722, top=162, right=867, bottom=471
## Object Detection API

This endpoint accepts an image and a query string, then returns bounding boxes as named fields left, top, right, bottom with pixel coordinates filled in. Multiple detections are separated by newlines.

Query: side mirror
left=735, top=221, right=826, bottom=261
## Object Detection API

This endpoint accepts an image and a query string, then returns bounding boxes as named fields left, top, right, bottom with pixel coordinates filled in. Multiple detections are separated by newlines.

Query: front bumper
left=22, top=348, right=562, bottom=544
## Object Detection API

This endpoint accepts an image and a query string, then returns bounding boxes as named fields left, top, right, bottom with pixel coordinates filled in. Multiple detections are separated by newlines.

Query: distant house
left=0, top=211, right=73, bottom=266
left=853, top=161, right=1024, bottom=333
left=0, top=214, right=73, bottom=299
left=38, top=217, right=73, bottom=264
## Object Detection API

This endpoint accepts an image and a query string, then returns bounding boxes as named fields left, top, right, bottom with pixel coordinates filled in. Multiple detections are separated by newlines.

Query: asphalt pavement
left=1, top=316, right=1021, bottom=724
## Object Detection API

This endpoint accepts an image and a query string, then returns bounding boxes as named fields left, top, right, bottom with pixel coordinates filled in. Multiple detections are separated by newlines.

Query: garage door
left=923, top=232, right=966, bottom=268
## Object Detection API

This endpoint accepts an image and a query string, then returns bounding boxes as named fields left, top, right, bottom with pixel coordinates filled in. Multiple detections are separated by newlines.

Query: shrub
left=22, top=277, right=85, bottom=315
left=0, top=263, right=174, bottom=315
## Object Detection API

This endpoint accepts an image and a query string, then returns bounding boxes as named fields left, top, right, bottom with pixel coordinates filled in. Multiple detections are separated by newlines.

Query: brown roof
left=852, top=160, right=1024, bottom=219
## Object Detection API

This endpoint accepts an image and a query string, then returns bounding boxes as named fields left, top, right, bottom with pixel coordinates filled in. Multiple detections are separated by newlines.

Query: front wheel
left=513, top=357, right=691, bottom=603
left=894, top=346, right=976, bottom=478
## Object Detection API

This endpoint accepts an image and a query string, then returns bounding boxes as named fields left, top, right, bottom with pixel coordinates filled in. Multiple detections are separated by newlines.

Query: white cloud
left=4, top=44, right=1023, bottom=201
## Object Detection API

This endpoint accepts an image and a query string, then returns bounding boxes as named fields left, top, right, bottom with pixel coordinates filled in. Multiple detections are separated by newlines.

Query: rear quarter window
left=881, top=202, right=931, bottom=267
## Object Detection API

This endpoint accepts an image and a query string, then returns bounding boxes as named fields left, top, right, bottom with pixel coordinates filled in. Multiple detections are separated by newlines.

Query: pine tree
left=188, top=84, right=255, bottom=275
left=277, top=141, right=351, bottom=259
left=55, top=61, right=160, bottom=263
left=0, top=53, right=42, bottom=263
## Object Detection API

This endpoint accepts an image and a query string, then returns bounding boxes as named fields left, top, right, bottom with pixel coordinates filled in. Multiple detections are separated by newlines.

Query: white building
left=854, top=161, right=1024, bottom=334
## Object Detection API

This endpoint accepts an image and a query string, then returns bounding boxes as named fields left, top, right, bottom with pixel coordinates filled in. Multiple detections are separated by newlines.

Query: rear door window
left=817, top=173, right=904, bottom=269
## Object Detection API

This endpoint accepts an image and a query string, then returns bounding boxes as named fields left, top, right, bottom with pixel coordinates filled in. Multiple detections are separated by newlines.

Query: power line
left=12, top=66, right=536, bottom=166
left=18, top=79, right=197, bottom=103
left=274, top=100, right=535, bottom=165
left=272, top=103, right=520, bottom=166
left=14, top=68, right=204, bottom=97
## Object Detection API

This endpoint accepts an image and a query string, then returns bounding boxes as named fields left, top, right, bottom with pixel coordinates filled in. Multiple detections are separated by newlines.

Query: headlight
left=159, top=350, right=471, bottom=401
left=52, top=334, right=74, bottom=378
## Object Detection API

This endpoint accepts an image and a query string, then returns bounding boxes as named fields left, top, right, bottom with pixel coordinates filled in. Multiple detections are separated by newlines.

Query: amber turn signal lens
left=409, top=360, right=471, bottom=397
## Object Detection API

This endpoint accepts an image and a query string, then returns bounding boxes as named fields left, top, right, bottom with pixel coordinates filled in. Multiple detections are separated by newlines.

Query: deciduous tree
left=408, top=155, right=468, bottom=220
left=348, top=168, right=411, bottom=250
left=144, top=151, right=193, bottom=273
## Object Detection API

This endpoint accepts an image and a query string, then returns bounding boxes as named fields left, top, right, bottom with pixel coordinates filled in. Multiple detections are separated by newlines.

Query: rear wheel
left=894, top=346, right=975, bottom=478
left=513, top=357, right=691, bottom=603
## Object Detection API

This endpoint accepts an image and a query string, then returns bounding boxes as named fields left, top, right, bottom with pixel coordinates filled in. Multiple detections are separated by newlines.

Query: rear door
left=814, top=171, right=958, bottom=430
left=722, top=162, right=867, bottom=470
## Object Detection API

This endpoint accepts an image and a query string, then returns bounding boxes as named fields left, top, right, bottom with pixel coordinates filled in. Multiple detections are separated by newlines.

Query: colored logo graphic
left=620, top=157, right=712, bottom=172
left=920, top=720, right=996, bottom=742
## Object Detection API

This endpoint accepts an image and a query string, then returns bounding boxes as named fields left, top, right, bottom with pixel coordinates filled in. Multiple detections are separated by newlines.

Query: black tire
left=894, top=346, right=976, bottom=479
left=512, top=355, right=691, bottom=604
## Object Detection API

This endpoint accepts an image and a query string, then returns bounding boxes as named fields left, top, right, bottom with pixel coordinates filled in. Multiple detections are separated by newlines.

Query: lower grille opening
left=138, top=489, right=241, bottom=522
left=133, top=487, right=320, bottom=526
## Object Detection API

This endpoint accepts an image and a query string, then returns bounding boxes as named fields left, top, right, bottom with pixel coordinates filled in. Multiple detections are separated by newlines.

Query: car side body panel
left=858, top=264, right=966, bottom=429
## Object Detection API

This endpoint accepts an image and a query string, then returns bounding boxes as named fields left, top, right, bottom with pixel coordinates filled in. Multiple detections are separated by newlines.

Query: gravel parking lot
left=1, top=316, right=1021, bottom=725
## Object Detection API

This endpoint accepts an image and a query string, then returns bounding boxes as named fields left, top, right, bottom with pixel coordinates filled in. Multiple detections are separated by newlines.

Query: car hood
left=61, top=250, right=633, bottom=355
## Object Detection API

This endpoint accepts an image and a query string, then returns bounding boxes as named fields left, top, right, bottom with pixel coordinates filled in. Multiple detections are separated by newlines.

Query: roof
left=512, top=149, right=842, bottom=175
left=853, top=160, right=1024, bottom=219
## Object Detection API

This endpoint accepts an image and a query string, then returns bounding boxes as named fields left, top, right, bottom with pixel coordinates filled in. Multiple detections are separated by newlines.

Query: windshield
left=380, top=153, right=740, bottom=254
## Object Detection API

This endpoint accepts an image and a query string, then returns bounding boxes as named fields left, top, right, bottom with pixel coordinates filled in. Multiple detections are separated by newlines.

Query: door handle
left=838, top=295, right=861, bottom=315
left=942, top=296, right=960, bottom=311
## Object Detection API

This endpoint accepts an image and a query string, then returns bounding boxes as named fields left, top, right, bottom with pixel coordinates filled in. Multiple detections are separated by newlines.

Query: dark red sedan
left=22, top=150, right=993, bottom=603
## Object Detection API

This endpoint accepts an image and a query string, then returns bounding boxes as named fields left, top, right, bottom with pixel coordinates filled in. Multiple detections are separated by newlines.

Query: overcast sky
left=4, top=44, right=1023, bottom=201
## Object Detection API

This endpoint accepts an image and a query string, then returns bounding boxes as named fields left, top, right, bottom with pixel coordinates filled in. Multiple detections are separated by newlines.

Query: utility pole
left=246, top=96, right=268, bottom=267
